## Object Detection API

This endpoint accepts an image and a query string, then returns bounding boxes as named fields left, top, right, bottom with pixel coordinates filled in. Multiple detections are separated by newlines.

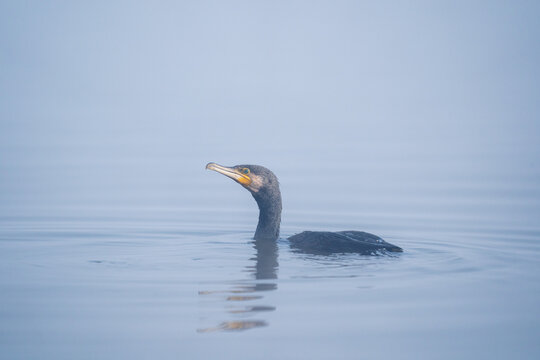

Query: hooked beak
left=206, top=162, right=252, bottom=186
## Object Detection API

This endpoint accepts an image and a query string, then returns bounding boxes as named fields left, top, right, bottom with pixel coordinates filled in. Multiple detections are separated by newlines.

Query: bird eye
left=242, top=168, right=250, bottom=175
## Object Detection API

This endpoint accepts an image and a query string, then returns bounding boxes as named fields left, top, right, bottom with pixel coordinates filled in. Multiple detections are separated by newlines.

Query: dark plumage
left=288, top=231, right=402, bottom=255
left=206, top=162, right=402, bottom=255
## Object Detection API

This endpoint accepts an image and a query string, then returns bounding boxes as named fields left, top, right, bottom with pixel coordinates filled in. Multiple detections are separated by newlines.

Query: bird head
left=205, top=162, right=279, bottom=195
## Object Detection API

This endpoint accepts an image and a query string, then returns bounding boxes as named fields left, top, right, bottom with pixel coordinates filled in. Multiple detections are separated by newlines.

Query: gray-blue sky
left=1, top=1, right=539, bottom=214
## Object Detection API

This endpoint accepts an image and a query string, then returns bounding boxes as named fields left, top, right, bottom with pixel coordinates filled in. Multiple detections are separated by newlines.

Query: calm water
left=1, top=151, right=539, bottom=360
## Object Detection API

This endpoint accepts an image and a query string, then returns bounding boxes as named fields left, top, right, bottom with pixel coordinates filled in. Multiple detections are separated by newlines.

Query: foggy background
left=1, top=1, right=539, bottom=230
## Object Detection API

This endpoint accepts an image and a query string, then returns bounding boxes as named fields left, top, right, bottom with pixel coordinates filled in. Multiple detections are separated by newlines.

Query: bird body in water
left=206, top=162, right=402, bottom=255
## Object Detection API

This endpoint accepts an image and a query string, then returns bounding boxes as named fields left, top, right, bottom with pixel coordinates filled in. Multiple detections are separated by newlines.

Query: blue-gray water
left=1, top=1, right=540, bottom=359
left=1, top=150, right=539, bottom=359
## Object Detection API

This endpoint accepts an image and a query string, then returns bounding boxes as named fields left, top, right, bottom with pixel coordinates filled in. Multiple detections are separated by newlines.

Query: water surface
left=1, top=153, right=539, bottom=360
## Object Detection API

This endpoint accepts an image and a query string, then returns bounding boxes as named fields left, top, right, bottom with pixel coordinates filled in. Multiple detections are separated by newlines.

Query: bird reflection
left=197, top=238, right=278, bottom=333
left=248, top=237, right=278, bottom=284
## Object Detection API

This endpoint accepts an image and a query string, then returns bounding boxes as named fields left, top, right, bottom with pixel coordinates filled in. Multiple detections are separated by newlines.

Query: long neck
left=252, top=188, right=282, bottom=241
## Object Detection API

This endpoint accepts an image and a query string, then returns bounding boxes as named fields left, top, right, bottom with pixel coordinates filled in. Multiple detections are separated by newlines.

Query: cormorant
left=206, top=162, right=402, bottom=255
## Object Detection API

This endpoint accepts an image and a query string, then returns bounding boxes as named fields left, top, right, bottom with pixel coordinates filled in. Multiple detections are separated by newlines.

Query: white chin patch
left=249, top=175, right=264, bottom=192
